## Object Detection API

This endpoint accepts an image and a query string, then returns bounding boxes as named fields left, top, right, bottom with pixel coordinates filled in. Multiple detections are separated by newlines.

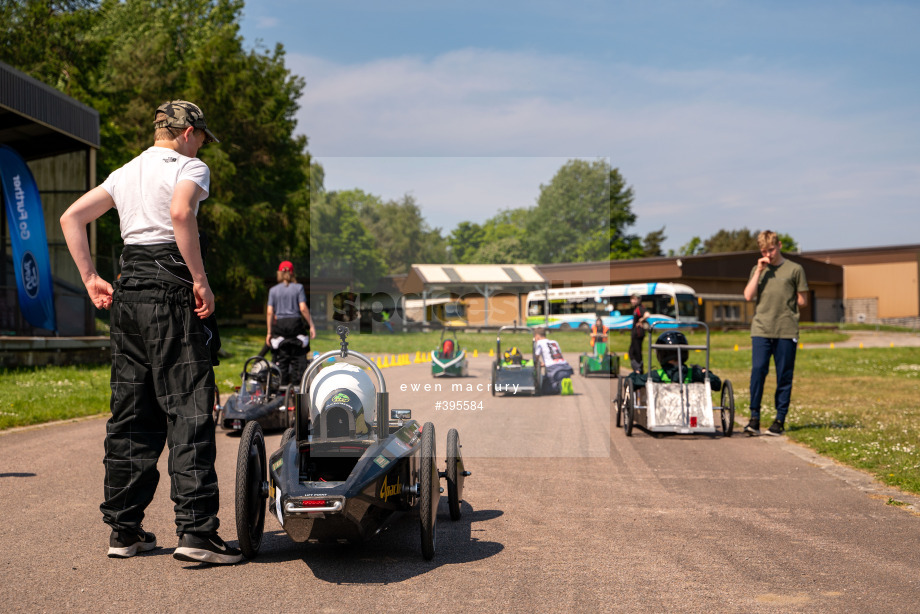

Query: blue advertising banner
left=0, top=145, right=57, bottom=332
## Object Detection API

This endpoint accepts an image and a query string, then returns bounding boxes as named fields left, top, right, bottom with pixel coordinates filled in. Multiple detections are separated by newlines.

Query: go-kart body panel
left=636, top=380, right=716, bottom=434
left=493, top=362, right=539, bottom=395
left=219, top=392, right=290, bottom=432
left=268, top=418, right=427, bottom=542
left=579, top=350, right=619, bottom=377
left=431, top=349, right=468, bottom=377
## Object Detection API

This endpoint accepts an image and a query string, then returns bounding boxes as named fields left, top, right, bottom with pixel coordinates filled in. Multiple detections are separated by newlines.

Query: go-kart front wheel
left=445, top=428, right=465, bottom=521
left=235, top=420, right=267, bottom=559
left=720, top=380, right=735, bottom=437
left=622, top=380, right=635, bottom=437
left=419, top=422, right=438, bottom=560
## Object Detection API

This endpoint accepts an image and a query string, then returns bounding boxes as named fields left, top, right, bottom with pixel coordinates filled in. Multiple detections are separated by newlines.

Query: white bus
left=525, top=283, right=699, bottom=331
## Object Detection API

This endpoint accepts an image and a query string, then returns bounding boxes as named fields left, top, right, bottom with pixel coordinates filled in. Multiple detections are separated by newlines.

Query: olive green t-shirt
left=749, top=259, right=809, bottom=339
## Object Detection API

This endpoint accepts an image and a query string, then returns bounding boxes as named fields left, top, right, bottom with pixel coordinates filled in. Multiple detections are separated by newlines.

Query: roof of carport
left=0, top=61, right=100, bottom=160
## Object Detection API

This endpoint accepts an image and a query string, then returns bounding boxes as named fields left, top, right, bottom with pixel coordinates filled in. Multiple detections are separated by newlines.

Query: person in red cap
left=266, top=260, right=316, bottom=386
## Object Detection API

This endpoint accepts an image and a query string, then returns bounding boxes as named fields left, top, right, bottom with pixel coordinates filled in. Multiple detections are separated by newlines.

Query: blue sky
left=239, top=1, right=919, bottom=253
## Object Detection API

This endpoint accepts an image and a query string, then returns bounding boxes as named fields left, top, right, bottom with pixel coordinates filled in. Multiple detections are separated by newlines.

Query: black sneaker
left=766, top=420, right=785, bottom=436
left=107, top=527, right=157, bottom=558
left=174, top=532, right=243, bottom=565
left=744, top=419, right=761, bottom=437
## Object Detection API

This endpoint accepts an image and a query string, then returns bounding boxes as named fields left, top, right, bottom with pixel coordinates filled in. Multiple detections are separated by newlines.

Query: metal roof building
left=1, top=61, right=104, bottom=364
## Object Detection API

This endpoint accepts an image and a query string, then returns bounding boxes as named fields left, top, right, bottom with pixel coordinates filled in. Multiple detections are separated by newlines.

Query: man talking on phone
left=742, top=230, right=808, bottom=437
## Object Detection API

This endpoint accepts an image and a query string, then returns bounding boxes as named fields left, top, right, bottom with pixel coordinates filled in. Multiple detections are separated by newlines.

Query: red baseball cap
left=278, top=261, right=294, bottom=272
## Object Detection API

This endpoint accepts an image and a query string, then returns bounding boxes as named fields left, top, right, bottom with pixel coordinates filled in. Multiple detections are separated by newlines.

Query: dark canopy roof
left=0, top=61, right=100, bottom=160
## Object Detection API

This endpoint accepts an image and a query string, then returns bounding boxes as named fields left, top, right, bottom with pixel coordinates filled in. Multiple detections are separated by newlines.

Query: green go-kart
left=578, top=339, right=619, bottom=378
left=431, top=329, right=468, bottom=378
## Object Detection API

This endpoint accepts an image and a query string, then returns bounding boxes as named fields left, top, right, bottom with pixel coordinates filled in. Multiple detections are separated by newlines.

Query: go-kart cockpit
left=239, top=357, right=282, bottom=404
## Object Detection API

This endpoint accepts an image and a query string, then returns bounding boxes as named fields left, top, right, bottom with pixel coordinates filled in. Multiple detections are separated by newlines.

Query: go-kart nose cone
left=309, top=363, right=375, bottom=424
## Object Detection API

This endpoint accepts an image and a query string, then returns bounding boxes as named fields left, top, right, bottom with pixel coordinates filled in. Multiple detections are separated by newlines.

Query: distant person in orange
left=589, top=316, right=609, bottom=356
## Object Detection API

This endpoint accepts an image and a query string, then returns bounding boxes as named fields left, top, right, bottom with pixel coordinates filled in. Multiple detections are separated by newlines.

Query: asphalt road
left=2, top=354, right=919, bottom=613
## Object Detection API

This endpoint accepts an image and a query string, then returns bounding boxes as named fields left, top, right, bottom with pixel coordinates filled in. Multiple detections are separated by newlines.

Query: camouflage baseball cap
left=154, top=100, right=219, bottom=143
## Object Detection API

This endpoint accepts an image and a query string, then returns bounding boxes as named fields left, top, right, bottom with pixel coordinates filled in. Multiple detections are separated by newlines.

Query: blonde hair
left=757, top=230, right=779, bottom=250
left=154, top=114, right=206, bottom=143
left=276, top=270, right=296, bottom=284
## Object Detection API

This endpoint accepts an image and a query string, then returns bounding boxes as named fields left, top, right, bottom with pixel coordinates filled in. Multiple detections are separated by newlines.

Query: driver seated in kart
left=627, top=330, right=721, bottom=391
left=502, top=346, right=530, bottom=366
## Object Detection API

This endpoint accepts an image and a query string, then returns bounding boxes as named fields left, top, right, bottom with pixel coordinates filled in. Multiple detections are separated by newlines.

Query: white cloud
left=256, top=16, right=280, bottom=29
left=290, top=49, right=920, bottom=251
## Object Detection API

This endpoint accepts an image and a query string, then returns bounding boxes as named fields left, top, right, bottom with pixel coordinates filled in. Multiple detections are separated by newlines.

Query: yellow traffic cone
left=734, top=344, right=739, bottom=351
left=473, top=349, right=478, bottom=358
left=489, top=348, right=494, bottom=357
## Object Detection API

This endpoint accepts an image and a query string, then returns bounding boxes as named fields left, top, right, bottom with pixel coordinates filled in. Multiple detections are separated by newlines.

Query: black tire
left=280, top=427, right=294, bottom=449
left=615, top=377, right=623, bottom=427
left=622, top=380, right=635, bottom=437
left=491, top=362, right=497, bottom=396
left=235, top=420, right=267, bottom=559
left=579, top=355, right=586, bottom=378
left=446, top=428, right=463, bottom=521
left=419, top=422, right=438, bottom=560
left=720, top=380, right=735, bottom=437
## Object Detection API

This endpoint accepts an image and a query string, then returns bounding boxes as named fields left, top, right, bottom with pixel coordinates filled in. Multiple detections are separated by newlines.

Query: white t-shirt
left=535, top=338, right=568, bottom=367
left=101, top=146, right=210, bottom=245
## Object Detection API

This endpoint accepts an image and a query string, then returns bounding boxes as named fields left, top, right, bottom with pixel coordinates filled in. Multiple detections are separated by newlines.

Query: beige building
left=802, top=245, right=920, bottom=327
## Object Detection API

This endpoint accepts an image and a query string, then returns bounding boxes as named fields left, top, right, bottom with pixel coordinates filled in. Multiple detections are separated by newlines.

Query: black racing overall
left=101, top=243, right=221, bottom=535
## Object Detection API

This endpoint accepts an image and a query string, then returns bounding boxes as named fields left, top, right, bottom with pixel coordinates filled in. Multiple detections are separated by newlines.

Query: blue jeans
left=749, top=337, right=798, bottom=423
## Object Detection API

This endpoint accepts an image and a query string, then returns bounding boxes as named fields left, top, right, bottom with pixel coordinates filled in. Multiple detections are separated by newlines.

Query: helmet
left=655, top=331, right=689, bottom=366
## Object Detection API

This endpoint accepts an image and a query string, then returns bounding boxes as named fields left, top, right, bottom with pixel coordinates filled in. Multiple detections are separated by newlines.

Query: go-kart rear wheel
left=445, top=428, right=464, bottom=521
left=720, top=380, right=735, bottom=437
left=622, top=380, right=635, bottom=437
left=419, top=422, right=438, bottom=560
left=491, top=362, right=497, bottom=397
left=235, top=420, right=267, bottom=559
left=615, top=377, right=624, bottom=427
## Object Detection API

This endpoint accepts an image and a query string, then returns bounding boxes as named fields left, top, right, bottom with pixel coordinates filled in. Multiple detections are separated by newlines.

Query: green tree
left=468, top=208, right=531, bottom=264
left=702, top=228, right=759, bottom=253
left=526, top=159, right=611, bottom=263
left=310, top=191, right=386, bottom=289
left=608, top=167, right=641, bottom=260
left=776, top=232, right=799, bottom=252
left=448, top=221, right=485, bottom=264
left=677, top=236, right=704, bottom=256
left=2, top=0, right=312, bottom=314
left=354, top=193, right=447, bottom=275
left=642, top=227, right=667, bottom=257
